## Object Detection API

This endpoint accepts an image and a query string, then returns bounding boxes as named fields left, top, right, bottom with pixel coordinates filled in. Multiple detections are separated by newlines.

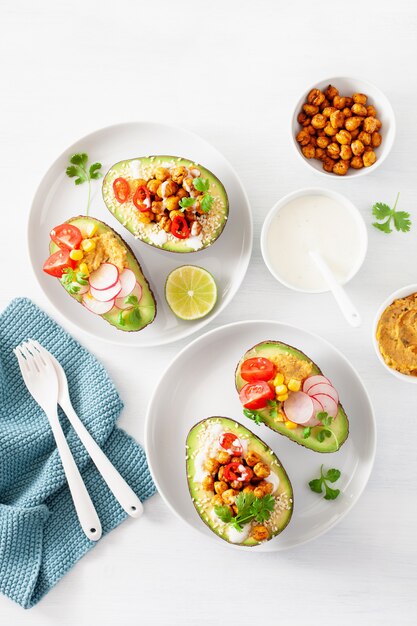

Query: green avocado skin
left=235, top=341, right=350, bottom=453
left=102, top=156, right=229, bottom=253
left=186, top=417, right=293, bottom=547
left=49, top=216, right=156, bottom=332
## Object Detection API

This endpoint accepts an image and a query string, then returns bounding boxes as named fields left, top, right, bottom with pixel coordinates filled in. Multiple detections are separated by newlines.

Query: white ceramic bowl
left=373, top=284, right=417, bottom=384
left=260, top=187, right=368, bottom=293
left=291, top=76, right=396, bottom=178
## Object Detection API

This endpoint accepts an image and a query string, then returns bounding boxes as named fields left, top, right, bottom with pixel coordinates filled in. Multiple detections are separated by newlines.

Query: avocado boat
left=235, top=341, right=349, bottom=453
left=102, top=156, right=228, bottom=253
left=44, top=216, right=156, bottom=332
left=186, top=417, right=293, bottom=547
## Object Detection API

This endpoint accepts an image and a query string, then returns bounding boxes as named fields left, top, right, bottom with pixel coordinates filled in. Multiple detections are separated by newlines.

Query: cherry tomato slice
left=239, top=380, right=275, bottom=410
left=219, top=432, right=243, bottom=456
left=50, top=224, right=82, bottom=251
left=171, top=214, right=190, bottom=239
left=133, top=185, right=152, bottom=212
left=43, top=248, right=75, bottom=277
left=113, top=177, right=130, bottom=203
left=223, top=462, right=252, bottom=482
left=240, top=357, right=276, bottom=383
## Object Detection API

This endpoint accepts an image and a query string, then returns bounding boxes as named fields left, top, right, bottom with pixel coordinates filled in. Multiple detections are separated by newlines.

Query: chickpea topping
left=333, top=95, right=347, bottom=110
left=258, top=480, right=273, bottom=494
left=345, top=116, right=363, bottom=131
left=164, top=196, right=180, bottom=211
left=333, top=160, right=349, bottom=176
left=202, top=475, right=214, bottom=491
left=350, top=155, right=364, bottom=169
left=204, top=458, right=220, bottom=474
left=216, top=450, right=231, bottom=464
left=214, top=480, right=228, bottom=495
left=242, top=484, right=256, bottom=493
left=221, top=489, right=239, bottom=505
left=342, top=107, right=352, bottom=119
left=330, top=110, right=345, bottom=129
left=327, top=142, right=340, bottom=159
left=322, top=156, right=334, bottom=172
left=371, top=131, right=382, bottom=147
left=322, top=106, right=337, bottom=118
left=245, top=450, right=261, bottom=467
left=363, top=116, right=378, bottom=133
left=367, top=105, right=377, bottom=117
left=147, top=179, right=160, bottom=195
left=335, top=129, right=351, bottom=145
left=253, top=462, right=271, bottom=478
left=316, top=135, right=330, bottom=149
left=170, top=165, right=187, bottom=184
left=311, top=113, right=327, bottom=129
left=363, top=149, right=377, bottom=167
left=302, top=144, right=315, bottom=159
left=303, top=103, right=319, bottom=116
left=154, top=166, right=169, bottom=181
left=315, top=147, right=326, bottom=161
left=211, top=495, right=223, bottom=507
left=351, top=103, right=367, bottom=117
left=325, top=84, right=339, bottom=100
left=176, top=187, right=188, bottom=200
left=340, top=144, right=353, bottom=160
left=353, top=93, right=367, bottom=105
left=307, top=88, right=325, bottom=107
left=351, top=140, right=365, bottom=156
left=252, top=525, right=270, bottom=542
left=324, top=123, right=337, bottom=137
left=358, top=131, right=371, bottom=146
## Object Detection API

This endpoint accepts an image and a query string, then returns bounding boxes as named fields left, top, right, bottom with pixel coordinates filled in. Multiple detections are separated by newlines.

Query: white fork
left=14, top=342, right=102, bottom=541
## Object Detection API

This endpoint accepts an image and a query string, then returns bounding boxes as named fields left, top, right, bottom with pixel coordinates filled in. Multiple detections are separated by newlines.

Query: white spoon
left=309, top=249, right=361, bottom=327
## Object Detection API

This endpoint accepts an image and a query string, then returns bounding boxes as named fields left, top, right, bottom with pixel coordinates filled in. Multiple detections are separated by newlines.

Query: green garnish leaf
left=118, top=311, right=126, bottom=327
left=303, top=426, right=311, bottom=439
left=89, top=162, right=103, bottom=180
left=131, top=307, right=141, bottom=324
left=243, top=408, right=263, bottom=425
left=201, top=193, right=214, bottom=213
left=70, top=153, right=88, bottom=167
left=66, top=152, right=103, bottom=215
left=267, top=399, right=278, bottom=419
left=252, top=494, right=275, bottom=522
left=372, top=193, right=411, bottom=234
left=124, top=294, right=139, bottom=306
left=214, top=505, right=233, bottom=524
left=316, top=430, right=326, bottom=442
left=193, top=177, right=210, bottom=192
left=309, top=465, right=341, bottom=500
left=216, top=492, right=274, bottom=531
left=179, top=196, right=196, bottom=210
left=76, top=272, right=88, bottom=285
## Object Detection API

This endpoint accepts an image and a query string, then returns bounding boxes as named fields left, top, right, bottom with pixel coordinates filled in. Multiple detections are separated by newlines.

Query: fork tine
left=26, top=339, right=47, bottom=366
left=14, top=347, right=29, bottom=374
left=20, top=343, right=39, bottom=373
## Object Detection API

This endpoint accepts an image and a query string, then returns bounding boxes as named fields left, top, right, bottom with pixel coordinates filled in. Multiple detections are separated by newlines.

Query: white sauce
left=129, top=160, right=141, bottom=179
left=266, top=194, right=364, bottom=292
left=265, top=471, right=280, bottom=494
left=159, top=180, right=170, bottom=198
left=186, top=234, right=203, bottom=250
left=149, top=230, right=168, bottom=246
left=228, top=524, right=250, bottom=544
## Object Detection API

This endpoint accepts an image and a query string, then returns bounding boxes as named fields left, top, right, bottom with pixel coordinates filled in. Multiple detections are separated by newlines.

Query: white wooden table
left=1, top=0, right=417, bottom=624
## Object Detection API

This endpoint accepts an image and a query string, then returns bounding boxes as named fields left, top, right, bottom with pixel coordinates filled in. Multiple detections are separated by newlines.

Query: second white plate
left=145, top=320, right=376, bottom=551
left=28, top=122, right=253, bottom=347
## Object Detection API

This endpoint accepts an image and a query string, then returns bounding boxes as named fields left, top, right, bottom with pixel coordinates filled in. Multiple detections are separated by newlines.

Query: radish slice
left=283, top=391, right=314, bottom=425
left=82, top=292, right=115, bottom=315
left=118, top=268, right=136, bottom=298
left=313, top=394, right=338, bottom=418
left=308, top=383, right=339, bottom=404
left=71, top=282, right=89, bottom=295
left=304, top=397, right=324, bottom=426
left=303, top=375, right=331, bottom=394
left=89, top=263, right=119, bottom=291
left=90, top=280, right=121, bottom=302
left=115, top=282, right=143, bottom=309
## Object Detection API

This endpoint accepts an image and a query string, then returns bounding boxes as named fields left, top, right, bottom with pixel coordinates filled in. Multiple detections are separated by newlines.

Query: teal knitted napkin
left=0, top=298, right=155, bottom=609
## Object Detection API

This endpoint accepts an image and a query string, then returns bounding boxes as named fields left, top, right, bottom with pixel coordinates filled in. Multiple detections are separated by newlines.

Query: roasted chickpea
left=325, top=84, right=339, bottom=100
left=303, top=103, right=319, bottom=116
left=218, top=465, right=225, bottom=481
left=131, top=178, right=147, bottom=191
left=231, top=456, right=243, bottom=464
left=322, top=157, right=334, bottom=172
left=242, top=484, right=256, bottom=493
left=137, top=210, right=153, bottom=224
left=322, top=106, right=337, bottom=118
left=345, top=96, right=353, bottom=108
left=216, top=450, right=231, bottom=464
left=307, top=88, right=325, bottom=107
left=333, top=95, right=347, bottom=110
left=371, top=131, right=382, bottom=147
left=330, top=110, right=345, bottom=129
left=176, top=187, right=188, bottom=200
left=253, top=462, right=271, bottom=478
left=320, top=97, right=330, bottom=110
left=363, top=116, right=378, bottom=133
left=258, top=480, right=273, bottom=494
left=221, top=489, right=239, bottom=505
left=230, top=480, right=244, bottom=490
left=252, top=525, right=270, bottom=542
left=204, top=458, right=220, bottom=474
left=340, top=144, right=353, bottom=160
left=350, top=129, right=360, bottom=140
left=231, top=504, right=239, bottom=516
left=351, top=140, right=365, bottom=156
left=245, top=450, right=261, bottom=467
left=316, top=135, right=330, bottom=149
left=324, top=123, right=337, bottom=137
left=214, top=480, right=228, bottom=495
left=170, top=166, right=187, bottom=185
left=367, top=105, right=377, bottom=117
left=327, top=142, right=340, bottom=159
left=345, top=116, right=363, bottom=132
left=164, top=196, right=180, bottom=211
left=151, top=200, right=164, bottom=214
left=375, top=118, right=382, bottom=130
left=309, top=136, right=317, bottom=147
left=154, top=166, right=169, bottom=181
left=353, top=93, right=367, bottom=105
left=342, top=107, right=352, bottom=119
left=350, top=155, right=364, bottom=169
left=351, top=103, right=367, bottom=117
left=315, top=147, right=326, bottom=161
left=157, top=180, right=178, bottom=198
left=335, top=129, right=351, bottom=145
left=363, top=149, right=377, bottom=167
left=302, top=144, right=315, bottom=159
left=253, top=486, right=267, bottom=498
left=202, top=475, right=214, bottom=491
left=333, top=160, right=349, bottom=176
left=306, top=125, right=316, bottom=136
left=311, top=113, right=327, bottom=129
left=158, top=216, right=171, bottom=232
left=147, top=179, right=160, bottom=195
left=211, top=495, right=223, bottom=507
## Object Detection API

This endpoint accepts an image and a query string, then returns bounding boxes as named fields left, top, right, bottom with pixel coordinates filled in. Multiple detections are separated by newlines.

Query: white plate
left=145, top=320, right=376, bottom=551
left=28, top=122, right=253, bottom=347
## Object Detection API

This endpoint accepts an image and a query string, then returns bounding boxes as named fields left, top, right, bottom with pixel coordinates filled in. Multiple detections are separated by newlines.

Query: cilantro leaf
left=308, top=478, right=323, bottom=493
left=66, top=164, right=87, bottom=185
left=372, top=202, right=391, bottom=220
left=372, top=193, right=411, bottom=234
left=214, top=505, right=233, bottom=524
left=66, top=152, right=103, bottom=215
left=324, top=486, right=340, bottom=500
left=252, top=494, right=275, bottom=522
left=201, top=194, right=214, bottom=213
left=118, top=311, right=126, bottom=327
left=70, top=152, right=88, bottom=167
left=393, top=211, right=411, bottom=233
left=303, top=427, right=311, bottom=439
left=125, top=294, right=139, bottom=306
left=309, top=465, right=341, bottom=500
left=193, top=177, right=210, bottom=192
left=373, top=220, right=392, bottom=234
left=325, top=468, right=341, bottom=483
left=243, top=408, right=263, bottom=425
left=179, top=197, right=196, bottom=210
left=89, top=162, right=103, bottom=179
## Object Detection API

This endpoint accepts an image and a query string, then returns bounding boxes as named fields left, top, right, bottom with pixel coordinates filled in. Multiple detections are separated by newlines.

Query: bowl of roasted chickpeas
left=292, top=77, right=395, bottom=177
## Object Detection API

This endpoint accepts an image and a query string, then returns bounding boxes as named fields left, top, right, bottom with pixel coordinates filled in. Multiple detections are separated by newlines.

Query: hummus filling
left=376, top=293, right=417, bottom=376
left=83, top=232, right=127, bottom=274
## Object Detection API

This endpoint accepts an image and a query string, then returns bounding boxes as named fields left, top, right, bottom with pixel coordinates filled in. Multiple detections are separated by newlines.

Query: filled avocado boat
left=102, top=156, right=229, bottom=253
left=186, top=417, right=293, bottom=547
left=235, top=341, right=349, bottom=453
left=43, top=216, right=156, bottom=332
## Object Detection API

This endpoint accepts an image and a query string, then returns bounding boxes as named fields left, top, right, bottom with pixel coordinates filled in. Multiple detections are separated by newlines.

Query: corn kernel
left=85, top=223, right=97, bottom=237
left=81, top=239, right=96, bottom=252
left=275, top=384, right=288, bottom=395
left=277, top=393, right=289, bottom=402
left=69, top=249, right=84, bottom=261
left=79, top=262, right=89, bottom=276
left=284, top=420, right=298, bottom=430
left=288, top=378, right=301, bottom=392
left=274, top=411, right=285, bottom=423
left=273, top=373, right=284, bottom=386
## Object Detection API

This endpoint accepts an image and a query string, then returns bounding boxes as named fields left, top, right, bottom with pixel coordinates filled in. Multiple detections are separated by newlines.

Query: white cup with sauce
left=260, top=188, right=368, bottom=294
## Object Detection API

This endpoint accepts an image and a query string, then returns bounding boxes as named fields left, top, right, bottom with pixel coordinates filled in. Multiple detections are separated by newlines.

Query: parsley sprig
left=243, top=408, right=263, bottom=425
left=309, top=465, right=341, bottom=500
left=179, top=177, right=214, bottom=214
left=60, top=267, right=88, bottom=295
left=118, top=294, right=141, bottom=327
left=214, top=492, right=275, bottom=531
left=302, top=411, right=335, bottom=442
left=66, top=153, right=103, bottom=215
left=372, top=193, right=411, bottom=234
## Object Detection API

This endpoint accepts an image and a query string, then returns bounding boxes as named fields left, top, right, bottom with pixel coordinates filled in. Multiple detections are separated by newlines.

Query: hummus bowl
left=373, top=284, right=417, bottom=383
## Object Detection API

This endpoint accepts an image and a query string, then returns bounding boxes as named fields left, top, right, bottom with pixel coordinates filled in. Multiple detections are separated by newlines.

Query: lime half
left=165, top=265, right=218, bottom=320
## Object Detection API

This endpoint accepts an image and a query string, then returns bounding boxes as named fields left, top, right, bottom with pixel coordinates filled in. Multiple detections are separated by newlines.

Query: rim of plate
left=145, top=319, right=377, bottom=551
left=27, top=121, right=253, bottom=347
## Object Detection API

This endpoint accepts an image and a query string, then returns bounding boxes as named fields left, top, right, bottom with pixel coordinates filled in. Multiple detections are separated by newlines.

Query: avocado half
left=49, top=216, right=156, bottom=332
left=102, top=156, right=229, bottom=253
left=186, top=417, right=293, bottom=547
left=235, top=341, right=349, bottom=453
